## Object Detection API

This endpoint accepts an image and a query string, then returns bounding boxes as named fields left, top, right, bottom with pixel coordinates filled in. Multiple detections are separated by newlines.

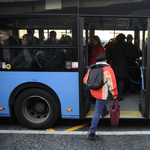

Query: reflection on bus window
left=0, top=17, right=73, bottom=46
left=0, top=16, right=77, bottom=71
left=6, top=47, right=76, bottom=71
left=31, top=51, right=46, bottom=69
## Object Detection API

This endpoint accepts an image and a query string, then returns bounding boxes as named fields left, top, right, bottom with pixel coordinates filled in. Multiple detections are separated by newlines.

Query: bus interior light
left=66, top=109, right=72, bottom=111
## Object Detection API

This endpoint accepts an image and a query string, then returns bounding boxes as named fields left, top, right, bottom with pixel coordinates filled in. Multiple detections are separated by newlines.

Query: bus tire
left=14, top=88, right=59, bottom=129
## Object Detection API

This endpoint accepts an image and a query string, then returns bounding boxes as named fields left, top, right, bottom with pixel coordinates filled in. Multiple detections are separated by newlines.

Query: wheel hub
left=34, top=101, right=45, bottom=113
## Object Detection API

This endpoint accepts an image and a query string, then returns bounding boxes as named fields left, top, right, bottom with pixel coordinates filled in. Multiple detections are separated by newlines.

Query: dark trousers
left=129, top=72, right=135, bottom=91
left=128, top=67, right=138, bottom=91
left=116, top=78, right=124, bottom=101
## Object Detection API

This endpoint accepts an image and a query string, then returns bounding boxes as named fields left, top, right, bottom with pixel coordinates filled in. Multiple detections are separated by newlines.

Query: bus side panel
left=0, top=72, right=79, bottom=118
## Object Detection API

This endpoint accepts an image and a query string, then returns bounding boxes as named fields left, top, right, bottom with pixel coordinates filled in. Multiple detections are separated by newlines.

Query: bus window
left=0, top=16, right=78, bottom=71
left=1, top=47, right=78, bottom=71
left=0, top=17, right=75, bottom=46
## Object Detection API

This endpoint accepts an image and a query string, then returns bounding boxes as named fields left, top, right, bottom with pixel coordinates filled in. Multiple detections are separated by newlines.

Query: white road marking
left=0, top=130, right=150, bottom=135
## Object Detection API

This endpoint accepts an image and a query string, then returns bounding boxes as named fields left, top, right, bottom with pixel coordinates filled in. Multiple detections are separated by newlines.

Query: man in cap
left=83, top=54, right=118, bottom=140
left=126, top=34, right=142, bottom=94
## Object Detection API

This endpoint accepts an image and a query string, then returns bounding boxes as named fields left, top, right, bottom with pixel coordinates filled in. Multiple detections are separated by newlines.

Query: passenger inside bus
left=12, top=33, right=33, bottom=68
left=22, top=34, right=32, bottom=62
left=27, top=29, right=40, bottom=44
left=60, top=34, right=72, bottom=59
left=90, top=35, right=105, bottom=65
left=55, top=34, right=72, bottom=69
left=3, top=34, right=19, bottom=62
left=108, top=33, right=142, bottom=101
left=44, top=31, right=59, bottom=45
left=126, top=34, right=142, bottom=94
left=104, top=38, right=117, bottom=64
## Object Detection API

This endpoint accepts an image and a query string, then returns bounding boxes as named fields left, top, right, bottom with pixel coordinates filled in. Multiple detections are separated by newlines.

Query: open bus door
left=80, top=16, right=150, bottom=119
left=79, top=17, right=91, bottom=119
left=80, top=17, right=98, bottom=119
left=139, top=18, right=150, bottom=119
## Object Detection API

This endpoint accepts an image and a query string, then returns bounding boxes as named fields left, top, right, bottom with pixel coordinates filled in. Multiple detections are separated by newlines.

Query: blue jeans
left=89, top=99, right=107, bottom=133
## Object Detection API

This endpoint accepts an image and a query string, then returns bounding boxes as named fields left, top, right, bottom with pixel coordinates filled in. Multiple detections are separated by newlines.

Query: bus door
left=139, top=18, right=150, bottom=119
left=79, top=17, right=91, bottom=119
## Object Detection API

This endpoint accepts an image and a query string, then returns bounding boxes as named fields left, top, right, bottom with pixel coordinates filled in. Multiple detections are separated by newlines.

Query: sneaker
left=87, top=132, right=98, bottom=140
left=101, top=111, right=109, bottom=118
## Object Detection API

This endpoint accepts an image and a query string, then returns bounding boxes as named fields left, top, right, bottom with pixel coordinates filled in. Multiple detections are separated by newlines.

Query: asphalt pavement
left=1, top=118, right=150, bottom=150
left=1, top=133, right=150, bottom=150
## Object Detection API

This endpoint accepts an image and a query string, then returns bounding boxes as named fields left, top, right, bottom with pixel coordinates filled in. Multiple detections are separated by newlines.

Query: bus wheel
left=14, top=88, right=59, bottom=129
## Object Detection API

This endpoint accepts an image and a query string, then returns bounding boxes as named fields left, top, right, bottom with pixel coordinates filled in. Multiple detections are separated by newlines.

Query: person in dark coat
left=126, top=34, right=142, bottom=94
left=104, top=38, right=117, bottom=64
left=109, top=33, right=142, bottom=101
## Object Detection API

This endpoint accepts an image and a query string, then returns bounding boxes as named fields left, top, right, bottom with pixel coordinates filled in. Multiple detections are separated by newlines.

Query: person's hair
left=22, top=34, right=32, bottom=45
left=92, top=35, right=104, bottom=49
left=127, top=34, right=133, bottom=41
left=116, top=33, right=126, bottom=42
left=50, top=31, right=56, bottom=38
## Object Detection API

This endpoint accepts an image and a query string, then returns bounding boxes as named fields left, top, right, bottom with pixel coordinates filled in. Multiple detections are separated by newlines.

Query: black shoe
left=118, top=97, right=124, bottom=101
left=87, top=132, right=98, bottom=140
left=130, top=90, right=138, bottom=94
left=101, top=111, right=109, bottom=118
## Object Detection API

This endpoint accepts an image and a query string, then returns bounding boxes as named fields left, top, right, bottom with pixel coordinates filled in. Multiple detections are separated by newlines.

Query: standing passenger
left=45, top=31, right=59, bottom=45
left=22, top=34, right=32, bottom=62
left=27, top=29, right=40, bottom=44
left=90, top=36, right=105, bottom=65
left=83, top=54, right=118, bottom=140
left=104, top=38, right=117, bottom=64
left=109, top=34, right=142, bottom=101
left=126, top=34, right=142, bottom=94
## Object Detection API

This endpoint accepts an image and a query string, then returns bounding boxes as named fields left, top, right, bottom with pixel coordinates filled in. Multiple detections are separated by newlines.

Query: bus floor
left=86, top=89, right=143, bottom=119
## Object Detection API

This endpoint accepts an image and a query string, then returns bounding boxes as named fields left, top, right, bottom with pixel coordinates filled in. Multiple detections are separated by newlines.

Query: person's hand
left=114, top=97, right=118, bottom=100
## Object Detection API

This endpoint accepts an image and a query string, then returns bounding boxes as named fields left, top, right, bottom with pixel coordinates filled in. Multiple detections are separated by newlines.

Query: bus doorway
left=81, top=17, right=149, bottom=119
left=139, top=20, right=149, bottom=119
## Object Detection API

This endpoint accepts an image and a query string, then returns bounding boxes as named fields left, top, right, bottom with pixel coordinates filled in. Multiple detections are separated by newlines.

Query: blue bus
left=0, top=0, right=150, bottom=129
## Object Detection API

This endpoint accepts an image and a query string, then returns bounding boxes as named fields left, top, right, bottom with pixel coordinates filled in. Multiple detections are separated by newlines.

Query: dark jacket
left=109, top=41, right=142, bottom=78
left=104, top=42, right=114, bottom=63
left=125, top=42, right=139, bottom=66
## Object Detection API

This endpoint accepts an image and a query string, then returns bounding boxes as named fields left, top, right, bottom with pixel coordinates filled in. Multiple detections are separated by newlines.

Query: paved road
left=1, top=118, right=150, bottom=150
left=1, top=133, right=150, bottom=150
